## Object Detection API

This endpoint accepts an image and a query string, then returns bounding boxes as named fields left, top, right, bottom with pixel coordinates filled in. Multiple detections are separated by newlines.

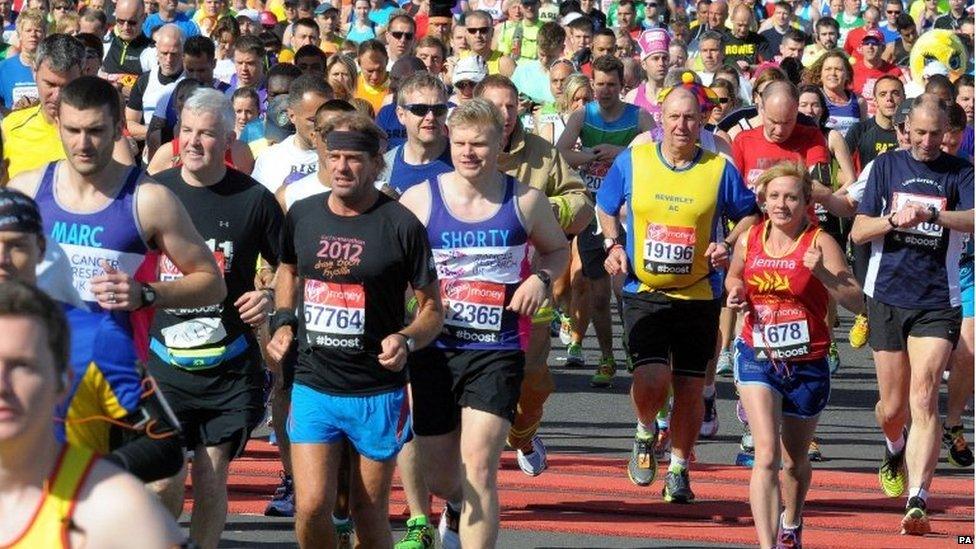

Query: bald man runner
left=598, top=87, right=759, bottom=502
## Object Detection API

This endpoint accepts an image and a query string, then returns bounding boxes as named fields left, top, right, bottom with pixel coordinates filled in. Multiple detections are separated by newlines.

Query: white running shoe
left=516, top=435, right=549, bottom=476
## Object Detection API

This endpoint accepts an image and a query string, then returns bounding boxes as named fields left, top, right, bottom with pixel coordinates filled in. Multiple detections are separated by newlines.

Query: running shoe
left=776, top=513, right=803, bottom=548
left=590, top=356, right=616, bottom=388
left=900, top=496, right=931, bottom=536
left=879, top=446, right=907, bottom=498
left=700, top=392, right=719, bottom=438
left=807, top=438, right=823, bottom=462
left=849, top=313, right=869, bottom=349
left=827, top=342, right=840, bottom=374
left=516, top=435, right=548, bottom=476
left=654, top=426, right=671, bottom=462
left=661, top=468, right=695, bottom=503
left=395, top=516, right=434, bottom=549
left=549, top=311, right=561, bottom=338
left=558, top=314, right=574, bottom=345
left=264, top=472, right=295, bottom=517
left=334, top=517, right=355, bottom=549
left=716, top=349, right=733, bottom=376
left=740, top=425, right=755, bottom=453
left=628, top=430, right=658, bottom=486
left=565, top=342, right=585, bottom=367
left=943, top=423, right=975, bottom=467
left=438, top=505, right=461, bottom=549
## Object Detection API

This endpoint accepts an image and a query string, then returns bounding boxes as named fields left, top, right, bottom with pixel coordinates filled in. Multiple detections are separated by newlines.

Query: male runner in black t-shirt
left=267, top=113, right=444, bottom=548
left=146, top=88, right=283, bottom=549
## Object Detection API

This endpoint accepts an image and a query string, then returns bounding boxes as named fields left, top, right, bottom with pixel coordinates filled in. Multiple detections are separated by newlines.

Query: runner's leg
left=150, top=459, right=189, bottom=518
left=509, top=321, right=554, bottom=453
left=348, top=451, right=397, bottom=547
left=397, top=440, right=432, bottom=518
left=188, top=441, right=235, bottom=549
left=873, top=350, right=911, bottom=444
left=905, top=336, right=954, bottom=490
left=416, top=430, right=463, bottom=505
left=738, top=384, right=782, bottom=549
left=589, top=275, right=614, bottom=359
left=293, top=442, right=342, bottom=548
left=780, top=415, right=819, bottom=530
left=946, top=317, right=974, bottom=427
left=631, top=363, right=672, bottom=429
left=670, top=375, right=705, bottom=462
left=459, top=407, right=510, bottom=547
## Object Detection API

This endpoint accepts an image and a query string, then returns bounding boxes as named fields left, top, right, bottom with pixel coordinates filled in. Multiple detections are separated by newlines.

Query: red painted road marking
left=185, top=441, right=975, bottom=548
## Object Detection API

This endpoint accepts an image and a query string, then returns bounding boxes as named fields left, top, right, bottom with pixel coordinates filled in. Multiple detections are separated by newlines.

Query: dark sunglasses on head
left=403, top=103, right=449, bottom=117
left=467, top=26, right=491, bottom=35
left=390, top=31, right=414, bottom=40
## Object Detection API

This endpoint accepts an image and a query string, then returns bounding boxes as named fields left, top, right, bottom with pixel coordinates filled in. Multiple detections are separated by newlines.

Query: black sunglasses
left=887, top=9, right=901, bottom=13
left=716, top=97, right=730, bottom=104
left=390, top=31, right=414, bottom=40
left=116, top=17, right=140, bottom=26
left=467, top=26, right=491, bottom=35
left=403, top=103, right=449, bottom=117
left=455, top=80, right=476, bottom=90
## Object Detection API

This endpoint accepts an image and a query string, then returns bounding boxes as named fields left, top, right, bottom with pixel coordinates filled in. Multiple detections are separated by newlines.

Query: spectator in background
left=225, top=34, right=267, bottom=102
left=279, top=17, right=319, bottom=62
left=232, top=86, right=260, bottom=135
left=384, top=14, right=417, bottom=67
left=143, top=0, right=200, bottom=38
left=346, top=0, right=378, bottom=44
left=725, top=4, right=768, bottom=72
left=759, top=1, right=797, bottom=59
left=511, top=21, right=564, bottom=104
left=55, top=12, right=80, bottom=35
left=878, top=0, right=903, bottom=43
left=882, top=13, right=916, bottom=69
left=0, top=8, right=44, bottom=113
left=314, top=6, right=342, bottom=54
left=415, top=35, right=448, bottom=77
left=843, top=6, right=880, bottom=60
left=78, top=8, right=107, bottom=36
left=354, top=39, right=390, bottom=114
left=326, top=52, right=358, bottom=100
left=851, top=29, right=903, bottom=116
left=102, top=0, right=153, bottom=99
left=125, top=24, right=185, bottom=143
left=802, top=16, right=839, bottom=66
left=935, top=0, right=967, bottom=31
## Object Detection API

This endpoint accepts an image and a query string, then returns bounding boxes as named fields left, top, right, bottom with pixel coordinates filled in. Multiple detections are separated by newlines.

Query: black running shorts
left=866, top=297, right=962, bottom=352
left=622, top=292, right=722, bottom=378
left=408, top=348, right=525, bottom=436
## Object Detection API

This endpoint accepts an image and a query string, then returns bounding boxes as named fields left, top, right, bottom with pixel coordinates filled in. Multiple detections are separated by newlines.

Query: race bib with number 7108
left=891, top=192, right=946, bottom=242
left=303, top=280, right=365, bottom=350
left=643, top=223, right=696, bottom=275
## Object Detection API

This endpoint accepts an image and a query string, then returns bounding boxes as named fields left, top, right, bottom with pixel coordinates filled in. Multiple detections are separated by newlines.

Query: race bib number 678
left=303, top=280, right=365, bottom=349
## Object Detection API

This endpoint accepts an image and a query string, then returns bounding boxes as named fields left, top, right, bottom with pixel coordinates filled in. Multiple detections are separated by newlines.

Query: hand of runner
left=508, top=275, right=547, bottom=316
left=604, top=246, right=628, bottom=276
left=803, top=246, right=826, bottom=276
left=726, top=284, right=749, bottom=311
left=378, top=334, right=408, bottom=371
left=91, top=259, right=141, bottom=310
left=592, top=144, right=621, bottom=162
left=236, top=290, right=272, bottom=326
left=254, top=267, right=275, bottom=290
left=893, top=202, right=928, bottom=229
left=266, top=326, right=294, bottom=363
left=705, top=241, right=729, bottom=269
left=811, top=180, right=833, bottom=201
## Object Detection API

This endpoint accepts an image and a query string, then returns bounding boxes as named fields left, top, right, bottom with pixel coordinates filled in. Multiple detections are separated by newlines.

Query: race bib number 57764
left=303, top=280, right=365, bottom=350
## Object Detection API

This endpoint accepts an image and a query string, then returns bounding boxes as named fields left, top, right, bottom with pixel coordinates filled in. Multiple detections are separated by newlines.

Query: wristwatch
left=928, top=205, right=940, bottom=223
left=396, top=332, right=416, bottom=352
left=138, top=283, right=157, bottom=309
left=603, top=237, right=620, bottom=252
left=534, top=270, right=552, bottom=290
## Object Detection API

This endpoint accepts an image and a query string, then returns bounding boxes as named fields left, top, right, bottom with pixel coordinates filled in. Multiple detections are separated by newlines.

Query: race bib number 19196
left=643, top=223, right=696, bottom=275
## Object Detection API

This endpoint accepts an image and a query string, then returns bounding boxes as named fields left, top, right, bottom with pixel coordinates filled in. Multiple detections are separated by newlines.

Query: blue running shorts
left=733, top=339, right=830, bottom=419
left=288, top=383, right=411, bottom=462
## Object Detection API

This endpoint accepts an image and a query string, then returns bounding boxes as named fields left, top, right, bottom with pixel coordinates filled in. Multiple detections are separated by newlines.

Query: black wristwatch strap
left=269, top=309, right=299, bottom=334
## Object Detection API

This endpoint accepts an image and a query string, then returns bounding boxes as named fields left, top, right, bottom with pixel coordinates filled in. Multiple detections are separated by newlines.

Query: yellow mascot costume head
left=909, top=29, right=969, bottom=86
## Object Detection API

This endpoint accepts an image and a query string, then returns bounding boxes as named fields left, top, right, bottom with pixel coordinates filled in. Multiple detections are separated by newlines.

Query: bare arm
left=266, top=261, right=298, bottom=363
left=397, top=279, right=443, bottom=349
left=806, top=232, right=864, bottom=314
left=498, top=54, right=517, bottom=78
left=231, top=140, right=255, bottom=174
left=124, top=107, right=148, bottom=141
left=146, top=143, right=177, bottom=175
left=828, top=130, right=856, bottom=188
left=724, top=234, right=748, bottom=310
left=850, top=212, right=894, bottom=245
left=137, top=182, right=227, bottom=308
left=936, top=209, right=975, bottom=233
left=73, top=460, right=185, bottom=549
left=510, top=185, right=571, bottom=315
left=556, top=109, right=597, bottom=168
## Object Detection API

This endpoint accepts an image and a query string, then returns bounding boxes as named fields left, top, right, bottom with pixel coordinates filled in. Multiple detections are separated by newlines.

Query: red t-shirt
left=852, top=60, right=903, bottom=116
left=731, top=125, right=830, bottom=189
left=844, top=27, right=868, bottom=59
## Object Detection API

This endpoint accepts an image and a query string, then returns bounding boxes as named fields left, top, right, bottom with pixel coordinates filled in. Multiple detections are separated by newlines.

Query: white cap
left=561, top=12, right=583, bottom=26
left=453, top=55, right=488, bottom=84
left=237, top=8, right=260, bottom=22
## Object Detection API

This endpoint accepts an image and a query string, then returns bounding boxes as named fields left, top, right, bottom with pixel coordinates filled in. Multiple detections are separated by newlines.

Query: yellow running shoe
left=879, top=446, right=907, bottom=498
left=849, top=313, right=869, bottom=349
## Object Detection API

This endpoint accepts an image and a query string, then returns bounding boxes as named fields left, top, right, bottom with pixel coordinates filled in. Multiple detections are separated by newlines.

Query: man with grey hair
left=125, top=23, right=185, bottom=142
left=148, top=88, right=283, bottom=549
left=251, top=74, right=333, bottom=193
left=851, top=95, right=974, bottom=536
left=1, top=33, right=83, bottom=180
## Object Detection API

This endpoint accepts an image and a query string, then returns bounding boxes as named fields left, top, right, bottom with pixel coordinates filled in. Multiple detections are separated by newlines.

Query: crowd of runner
left=0, top=0, right=971, bottom=547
